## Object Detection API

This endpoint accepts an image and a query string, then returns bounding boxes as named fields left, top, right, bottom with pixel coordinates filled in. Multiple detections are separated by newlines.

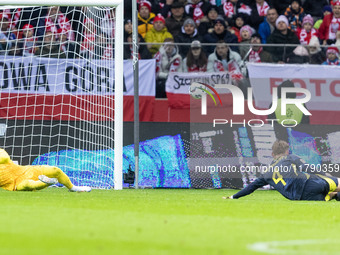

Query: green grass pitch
left=0, top=188, right=339, bottom=255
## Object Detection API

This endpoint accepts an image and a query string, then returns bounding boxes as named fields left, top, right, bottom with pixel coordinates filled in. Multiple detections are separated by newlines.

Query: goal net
left=0, top=3, right=124, bottom=189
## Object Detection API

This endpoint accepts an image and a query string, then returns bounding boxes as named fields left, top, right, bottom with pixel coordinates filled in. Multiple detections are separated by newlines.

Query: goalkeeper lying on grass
left=0, top=148, right=91, bottom=192
left=224, top=140, right=340, bottom=201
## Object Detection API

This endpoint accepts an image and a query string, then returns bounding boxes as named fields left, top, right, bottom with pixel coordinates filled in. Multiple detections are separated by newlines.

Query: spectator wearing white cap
left=322, top=45, right=340, bottom=65
left=285, top=45, right=309, bottom=64
left=266, top=15, right=300, bottom=62
left=174, top=18, right=202, bottom=58
left=308, top=36, right=326, bottom=64
left=182, top=40, right=207, bottom=72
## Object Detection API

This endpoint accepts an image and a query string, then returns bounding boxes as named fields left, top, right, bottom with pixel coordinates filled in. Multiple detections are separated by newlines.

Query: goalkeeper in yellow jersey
left=0, top=148, right=91, bottom=192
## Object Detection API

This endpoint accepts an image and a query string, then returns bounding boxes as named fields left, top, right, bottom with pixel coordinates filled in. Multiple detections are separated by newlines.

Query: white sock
left=69, top=186, right=91, bottom=192
left=38, top=175, right=58, bottom=185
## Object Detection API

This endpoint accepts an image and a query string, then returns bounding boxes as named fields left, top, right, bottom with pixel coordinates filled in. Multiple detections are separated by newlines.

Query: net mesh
left=0, top=6, right=119, bottom=188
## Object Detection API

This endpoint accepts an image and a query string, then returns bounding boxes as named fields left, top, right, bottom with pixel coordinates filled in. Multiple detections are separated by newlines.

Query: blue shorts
left=300, top=175, right=338, bottom=201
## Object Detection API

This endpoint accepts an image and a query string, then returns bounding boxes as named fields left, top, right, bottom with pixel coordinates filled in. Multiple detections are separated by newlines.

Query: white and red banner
left=247, top=63, right=340, bottom=124
left=0, top=57, right=156, bottom=121
left=247, top=63, right=340, bottom=111
left=165, top=72, right=232, bottom=108
left=0, top=57, right=155, bottom=96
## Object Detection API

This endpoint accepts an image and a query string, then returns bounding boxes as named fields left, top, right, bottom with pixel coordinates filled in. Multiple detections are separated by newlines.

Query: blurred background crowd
left=0, top=0, right=340, bottom=97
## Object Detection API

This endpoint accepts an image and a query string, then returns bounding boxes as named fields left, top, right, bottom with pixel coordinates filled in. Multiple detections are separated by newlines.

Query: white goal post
left=0, top=1, right=124, bottom=190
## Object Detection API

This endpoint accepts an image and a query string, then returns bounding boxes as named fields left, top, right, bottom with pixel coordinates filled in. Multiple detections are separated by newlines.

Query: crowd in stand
left=1, top=0, right=340, bottom=97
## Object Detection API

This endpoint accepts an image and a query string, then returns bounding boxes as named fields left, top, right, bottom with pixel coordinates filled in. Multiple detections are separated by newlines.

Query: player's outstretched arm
left=223, top=178, right=267, bottom=200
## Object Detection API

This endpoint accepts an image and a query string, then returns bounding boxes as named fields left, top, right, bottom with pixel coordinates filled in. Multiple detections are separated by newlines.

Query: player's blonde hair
left=272, top=140, right=289, bottom=156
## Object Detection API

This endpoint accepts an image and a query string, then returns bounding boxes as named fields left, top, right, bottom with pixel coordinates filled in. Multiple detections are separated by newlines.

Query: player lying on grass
left=0, top=148, right=91, bottom=192
left=224, top=140, right=340, bottom=201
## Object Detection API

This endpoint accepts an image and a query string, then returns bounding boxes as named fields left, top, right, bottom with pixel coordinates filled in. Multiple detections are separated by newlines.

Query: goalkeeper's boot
left=38, top=175, right=58, bottom=185
left=69, top=186, right=92, bottom=192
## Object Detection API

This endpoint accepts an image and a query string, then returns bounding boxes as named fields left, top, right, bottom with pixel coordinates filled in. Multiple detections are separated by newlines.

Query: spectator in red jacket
left=319, top=0, right=340, bottom=45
